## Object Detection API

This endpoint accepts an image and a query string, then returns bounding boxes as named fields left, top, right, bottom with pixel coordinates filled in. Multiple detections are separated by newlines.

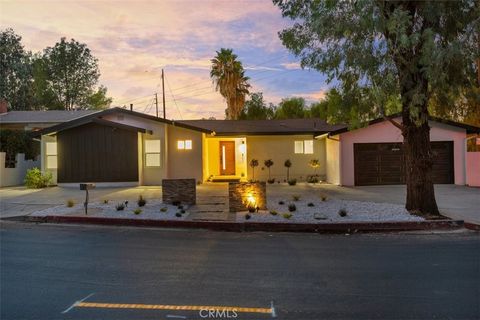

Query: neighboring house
left=18, top=107, right=480, bottom=187
left=0, top=110, right=99, bottom=131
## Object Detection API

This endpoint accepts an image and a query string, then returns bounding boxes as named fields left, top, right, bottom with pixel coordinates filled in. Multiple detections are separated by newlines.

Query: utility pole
left=155, top=93, right=158, bottom=117
left=161, top=69, right=166, bottom=119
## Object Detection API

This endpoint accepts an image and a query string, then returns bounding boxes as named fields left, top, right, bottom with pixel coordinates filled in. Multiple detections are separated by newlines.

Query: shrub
left=247, top=205, right=256, bottom=213
left=287, top=178, right=297, bottom=186
left=249, top=159, right=259, bottom=180
left=175, top=212, right=182, bottom=217
left=115, top=203, right=125, bottom=211
left=284, top=159, right=292, bottom=181
left=292, top=195, right=300, bottom=201
left=24, top=168, right=52, bottom=188
left=180, top=209, right=186, bottom=214
left=264, top=159, right=274, bottom=181
left=288, top=203, right=296, bottom=212
left=103, top=199, right=109, bottom=204
left=267, top=178, right=276, bottom=184
left=133, top=208, right=142, bottom=215
left=177, top=205, right=184, bottom=210
left=245, top=214, right=251, bottom=220
left=66, top=199, right=75, bottom=207
left=160, top=207, right=168, bottom=212
left=278, top=200, right=285, bottom=205
left=338, top=208, right=348, bottom=217
left=137, top=195, right=146, bottom=207
left=306, top=175, right=319, bottom=184
left=0, top=129, right=39, bottom=166
left=320, top=194, right=328, bottom=202
left=307, top=202, right=315, bottom=207
left=269, top=210, right=278, bottom=216
left=172, top=200, right=181, bottom=206
left=282, top=213, right=293, bottom=219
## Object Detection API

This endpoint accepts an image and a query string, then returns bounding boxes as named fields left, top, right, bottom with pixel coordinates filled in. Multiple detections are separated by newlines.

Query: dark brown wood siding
left=57, top=122, right=138, bottom=183
left=354, top=141, right=454, bottom=186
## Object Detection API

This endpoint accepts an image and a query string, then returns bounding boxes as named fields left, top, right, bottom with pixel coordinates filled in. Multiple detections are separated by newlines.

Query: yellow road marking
left=76, top=302, right=272, bottom=314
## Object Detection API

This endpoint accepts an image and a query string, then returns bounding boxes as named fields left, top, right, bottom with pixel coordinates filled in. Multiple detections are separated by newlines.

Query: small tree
left=284, top=159, right=292, bottom=181
left=309, top=159, right=320, bottom=175
left=264, top=159, right=274, bottom=181
left=249, top=159, right=259, bottom=181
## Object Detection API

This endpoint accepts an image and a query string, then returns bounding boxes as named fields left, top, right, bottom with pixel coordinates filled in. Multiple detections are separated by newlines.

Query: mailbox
left=80, top=183, right=96, bottom=190
left=80, top=183, right=95, bottom=215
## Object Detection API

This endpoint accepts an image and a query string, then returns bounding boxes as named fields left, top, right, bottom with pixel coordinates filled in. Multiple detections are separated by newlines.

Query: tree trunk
left=402, top=113, right=439, bottom=215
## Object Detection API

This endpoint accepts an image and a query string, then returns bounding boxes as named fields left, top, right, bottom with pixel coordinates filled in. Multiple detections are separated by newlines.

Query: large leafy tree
left=0, top=29, right=34, bottom=110
left=274, top=97, right=307, bottom=119
left=239, top=92, right=275, bottom=120
left=42, top=37, right=100, bottom=110
left=274, top=0, right=479, bottom=215
left=210, top=48, right=251, bottom=119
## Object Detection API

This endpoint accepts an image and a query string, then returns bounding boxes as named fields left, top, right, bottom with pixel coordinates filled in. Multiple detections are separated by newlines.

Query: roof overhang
left=31, top=117, right=149, bottom=137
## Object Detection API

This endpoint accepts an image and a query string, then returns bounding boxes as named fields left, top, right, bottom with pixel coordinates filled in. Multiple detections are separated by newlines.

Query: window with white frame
left=177, top=139, right=192, bottom=150
left=294, top=141, right=304, bottom=154
left=145, top=139, right=161, bottom=167
left=294, top=140, right=314, bottom=154
left=304, top=140, right=314, bottom=154
left=46, top=142, right=57, bottom=169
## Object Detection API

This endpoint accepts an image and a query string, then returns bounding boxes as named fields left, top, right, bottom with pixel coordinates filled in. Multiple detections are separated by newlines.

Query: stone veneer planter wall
left=162, top=179, right=196, bottom=205
left=228, top=181, right=266, bottom=212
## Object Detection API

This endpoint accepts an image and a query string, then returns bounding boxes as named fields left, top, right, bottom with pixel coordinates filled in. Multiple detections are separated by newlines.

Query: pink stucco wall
left=337, top=118, right=467, bottom=186
left=466, top=152, right=480, bottom=187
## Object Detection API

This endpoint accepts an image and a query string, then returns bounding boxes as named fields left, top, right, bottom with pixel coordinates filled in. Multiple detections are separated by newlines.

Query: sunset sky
left=1, top=0, right=330, bottom=119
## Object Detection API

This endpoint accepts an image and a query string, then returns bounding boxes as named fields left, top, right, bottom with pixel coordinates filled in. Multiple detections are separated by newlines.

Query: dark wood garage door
left=354, top=141, right=454, bottom=186
left=57, top=122, right=138, bottom=183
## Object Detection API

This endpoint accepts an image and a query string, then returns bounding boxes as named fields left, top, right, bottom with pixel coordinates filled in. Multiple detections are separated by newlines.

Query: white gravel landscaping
left=29, top=199, right=190, bottom=220
left=237, top=194, right=424, bottom=223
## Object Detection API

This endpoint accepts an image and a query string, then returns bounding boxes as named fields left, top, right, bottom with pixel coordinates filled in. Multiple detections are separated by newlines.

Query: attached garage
left=41, top=117, right=147, bottom=184
left=324, top=115, right=480, bottom=186
left=354, top=141, right=454, bottom=186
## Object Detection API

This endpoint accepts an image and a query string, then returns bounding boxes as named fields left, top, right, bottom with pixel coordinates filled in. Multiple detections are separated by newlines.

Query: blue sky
left=1, top=0, right=331, bottom=119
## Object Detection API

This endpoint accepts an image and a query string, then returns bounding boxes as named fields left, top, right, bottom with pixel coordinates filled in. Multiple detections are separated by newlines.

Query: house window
left=294, top=141, right=304, bottom=154
left=46, top=142, right=57, bottom=169
left=294, top=140, right=314, bottom=154
left=145, top=139, right=161, bottom=167
left=304, top=140, right=314, bottom=154
left=177, top=139, right=192, bottom=150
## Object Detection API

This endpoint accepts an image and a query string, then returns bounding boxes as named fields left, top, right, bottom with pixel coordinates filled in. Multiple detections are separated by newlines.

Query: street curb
left=464, top=223, right=480, bottom=231
left=25, top=215, right=465, bottom=233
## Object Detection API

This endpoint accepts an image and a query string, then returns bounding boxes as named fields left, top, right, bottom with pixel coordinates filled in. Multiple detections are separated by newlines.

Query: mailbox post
left=79, top=183, right=96, bottom=215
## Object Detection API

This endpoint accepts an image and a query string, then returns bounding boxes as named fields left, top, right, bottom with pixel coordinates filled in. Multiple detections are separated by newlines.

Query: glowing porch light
left=246, top=194, right=256, bottom=207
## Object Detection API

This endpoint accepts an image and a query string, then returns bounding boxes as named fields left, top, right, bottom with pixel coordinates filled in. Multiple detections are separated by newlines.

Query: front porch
left=203, top=136, right=248, bottom=182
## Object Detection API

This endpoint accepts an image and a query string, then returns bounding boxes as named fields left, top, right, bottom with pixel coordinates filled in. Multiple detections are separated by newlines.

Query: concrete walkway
left=1, top=183, right=478, bottom=224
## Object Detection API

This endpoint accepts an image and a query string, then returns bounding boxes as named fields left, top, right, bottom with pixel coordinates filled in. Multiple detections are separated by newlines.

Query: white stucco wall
left=0, top=153, right=40, bottom=187
left=336, top=118, right=467, bottom=186
left=325, top=137, right=341, bottom=185
left=246, top=135, right=326, bottom=182
left=166, top=125, right=203, bottom=182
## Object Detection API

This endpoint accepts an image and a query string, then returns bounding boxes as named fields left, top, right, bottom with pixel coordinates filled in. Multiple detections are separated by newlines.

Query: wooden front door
left=219, top=141, right=235, bottom=175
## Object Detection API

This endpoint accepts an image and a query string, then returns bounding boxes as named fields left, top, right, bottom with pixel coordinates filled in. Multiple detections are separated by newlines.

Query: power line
left=165, top=73, right=183, bottom=120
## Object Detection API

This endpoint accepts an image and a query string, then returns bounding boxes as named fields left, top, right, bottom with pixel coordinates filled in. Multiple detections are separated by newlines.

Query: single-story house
left=22, top=107, right=479, bottom=187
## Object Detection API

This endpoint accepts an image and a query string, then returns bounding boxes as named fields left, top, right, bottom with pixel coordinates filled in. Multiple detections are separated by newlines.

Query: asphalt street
left=1, top=222, right=479, bottom=320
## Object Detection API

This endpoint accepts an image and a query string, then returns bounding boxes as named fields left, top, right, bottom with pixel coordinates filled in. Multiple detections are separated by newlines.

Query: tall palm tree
left=210, top=48, right=250, bottom=120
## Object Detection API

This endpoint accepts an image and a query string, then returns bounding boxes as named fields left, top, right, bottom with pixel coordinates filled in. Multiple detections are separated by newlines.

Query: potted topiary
left=249, top=159, right=259, bottom=181
left=284, top=159, right=292, bottom=181
left=264, top=159, right=274, bottom=183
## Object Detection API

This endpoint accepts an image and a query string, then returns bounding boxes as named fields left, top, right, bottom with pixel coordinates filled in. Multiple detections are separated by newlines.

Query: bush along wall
left=0, top=129, right=40, bottom=167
